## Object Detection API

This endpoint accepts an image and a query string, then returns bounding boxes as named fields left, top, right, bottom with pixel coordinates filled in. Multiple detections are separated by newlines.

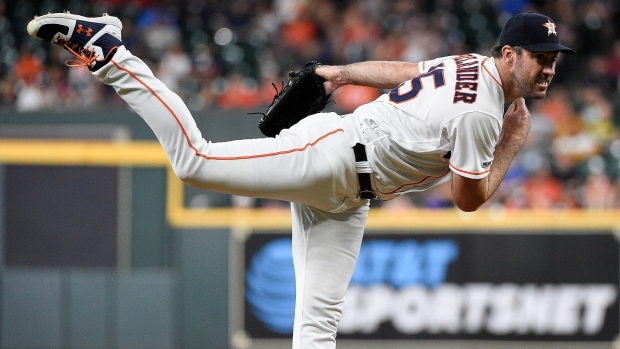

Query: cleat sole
left=27, top=12, right=122, bottom=39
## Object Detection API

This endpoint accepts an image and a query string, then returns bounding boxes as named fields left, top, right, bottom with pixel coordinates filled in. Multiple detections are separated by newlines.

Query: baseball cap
left=499, top=12, right=576, bottom=55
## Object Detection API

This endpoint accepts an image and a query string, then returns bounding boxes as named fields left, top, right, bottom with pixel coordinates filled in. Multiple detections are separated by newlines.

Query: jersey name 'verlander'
left=453, top=53, right=480, bottom=104
left=353, top=53, right=504, bottom=201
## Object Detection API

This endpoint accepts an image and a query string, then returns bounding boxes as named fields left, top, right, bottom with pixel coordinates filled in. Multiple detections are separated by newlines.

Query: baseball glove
left=257, top=61, right=331, bottom=137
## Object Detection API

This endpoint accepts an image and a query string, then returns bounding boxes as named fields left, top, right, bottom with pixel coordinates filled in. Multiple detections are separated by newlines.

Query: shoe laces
left=56, top=35, right=98, bottom=68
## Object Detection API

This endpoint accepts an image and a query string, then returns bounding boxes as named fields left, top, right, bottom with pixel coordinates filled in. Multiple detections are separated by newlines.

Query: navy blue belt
left=353, top=143, right=377, bottom=199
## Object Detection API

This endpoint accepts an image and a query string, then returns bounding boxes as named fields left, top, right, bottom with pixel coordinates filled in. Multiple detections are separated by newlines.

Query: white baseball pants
left=95, top=46, right=369, bottom=349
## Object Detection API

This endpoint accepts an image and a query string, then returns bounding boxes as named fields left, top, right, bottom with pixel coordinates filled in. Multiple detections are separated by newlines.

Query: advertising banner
left=242, top=230, right=619, bottom=343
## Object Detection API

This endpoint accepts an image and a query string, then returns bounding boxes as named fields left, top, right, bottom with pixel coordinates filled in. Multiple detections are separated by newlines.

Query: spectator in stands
left=577, top=84, right=616, bottom=147
left=338, top=1, right=381, bottom=63
left=13, top=46, right=46, bottom=111
left=135, top=3, right=182, bottom=61
left=13, top=46, right=44, bottom=86
left=581, top=159, right=617, bottom=209
left=278, top=2, right=321, bottom=64
left=0, top=78, right=15, bottom=111
left=156, top=42, right=192, bottom=96
left=217, top=71, right=262, bottom=109
left=522, top=163, right=564, bottom=210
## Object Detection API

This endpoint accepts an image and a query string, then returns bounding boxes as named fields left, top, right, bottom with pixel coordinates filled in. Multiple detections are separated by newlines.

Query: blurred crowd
left=1, top=0, right=619, bottom=210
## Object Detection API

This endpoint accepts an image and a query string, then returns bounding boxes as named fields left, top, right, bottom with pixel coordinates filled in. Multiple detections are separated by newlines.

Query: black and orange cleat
left=27, top=11, right=123, bottom=71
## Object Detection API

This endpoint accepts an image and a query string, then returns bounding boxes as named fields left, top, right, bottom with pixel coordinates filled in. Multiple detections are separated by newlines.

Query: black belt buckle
left=353, top=143, right=377, bottom=199
left=359, top=190, right=377, bottom=200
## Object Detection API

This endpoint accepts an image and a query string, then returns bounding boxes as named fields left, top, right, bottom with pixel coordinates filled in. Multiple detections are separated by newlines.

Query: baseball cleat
left=27, top=11, right=123, bottom=71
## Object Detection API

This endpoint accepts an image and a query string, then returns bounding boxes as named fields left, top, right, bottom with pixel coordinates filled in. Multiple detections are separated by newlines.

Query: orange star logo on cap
left=543, top=19, right=557, bottom=36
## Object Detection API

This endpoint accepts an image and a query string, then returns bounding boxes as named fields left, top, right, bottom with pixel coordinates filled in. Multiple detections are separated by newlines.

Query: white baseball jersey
left=353, top=53, right=505, bottom=201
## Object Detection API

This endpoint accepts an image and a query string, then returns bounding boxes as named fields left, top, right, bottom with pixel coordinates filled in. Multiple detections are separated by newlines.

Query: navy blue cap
left=499, top=12, right=576, bottom=55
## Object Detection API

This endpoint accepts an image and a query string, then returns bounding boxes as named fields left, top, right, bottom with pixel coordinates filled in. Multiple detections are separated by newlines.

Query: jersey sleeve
left=444, top=112, right=501, bottom=179
left=419, top=56, right=454, bottom=74
left=418, top=60, right=430, bottom=74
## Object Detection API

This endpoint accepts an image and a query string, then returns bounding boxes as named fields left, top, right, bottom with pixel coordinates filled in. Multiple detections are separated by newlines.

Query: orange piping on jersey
left=112, top=60, right=201, bottom=155
left=205, top=128, right=344, bottom=160
left=449, top=162, right=490, bottom=176
left=380, top=168, right=451, bottom=195
left=420, top=61, right=425, bottom=72
left=482, top=58, right=502, bottom=88
left=111, top=60, right=344, bottom=161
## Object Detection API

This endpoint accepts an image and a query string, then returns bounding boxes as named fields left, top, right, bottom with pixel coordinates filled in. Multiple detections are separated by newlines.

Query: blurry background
left=0, top=0, right=619, bottom=348
left=1, top=0, right=619, bottom=209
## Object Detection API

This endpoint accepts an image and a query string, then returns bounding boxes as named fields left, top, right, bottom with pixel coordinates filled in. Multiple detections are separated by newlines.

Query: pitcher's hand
left=501, top=98, right=531, bottom=145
